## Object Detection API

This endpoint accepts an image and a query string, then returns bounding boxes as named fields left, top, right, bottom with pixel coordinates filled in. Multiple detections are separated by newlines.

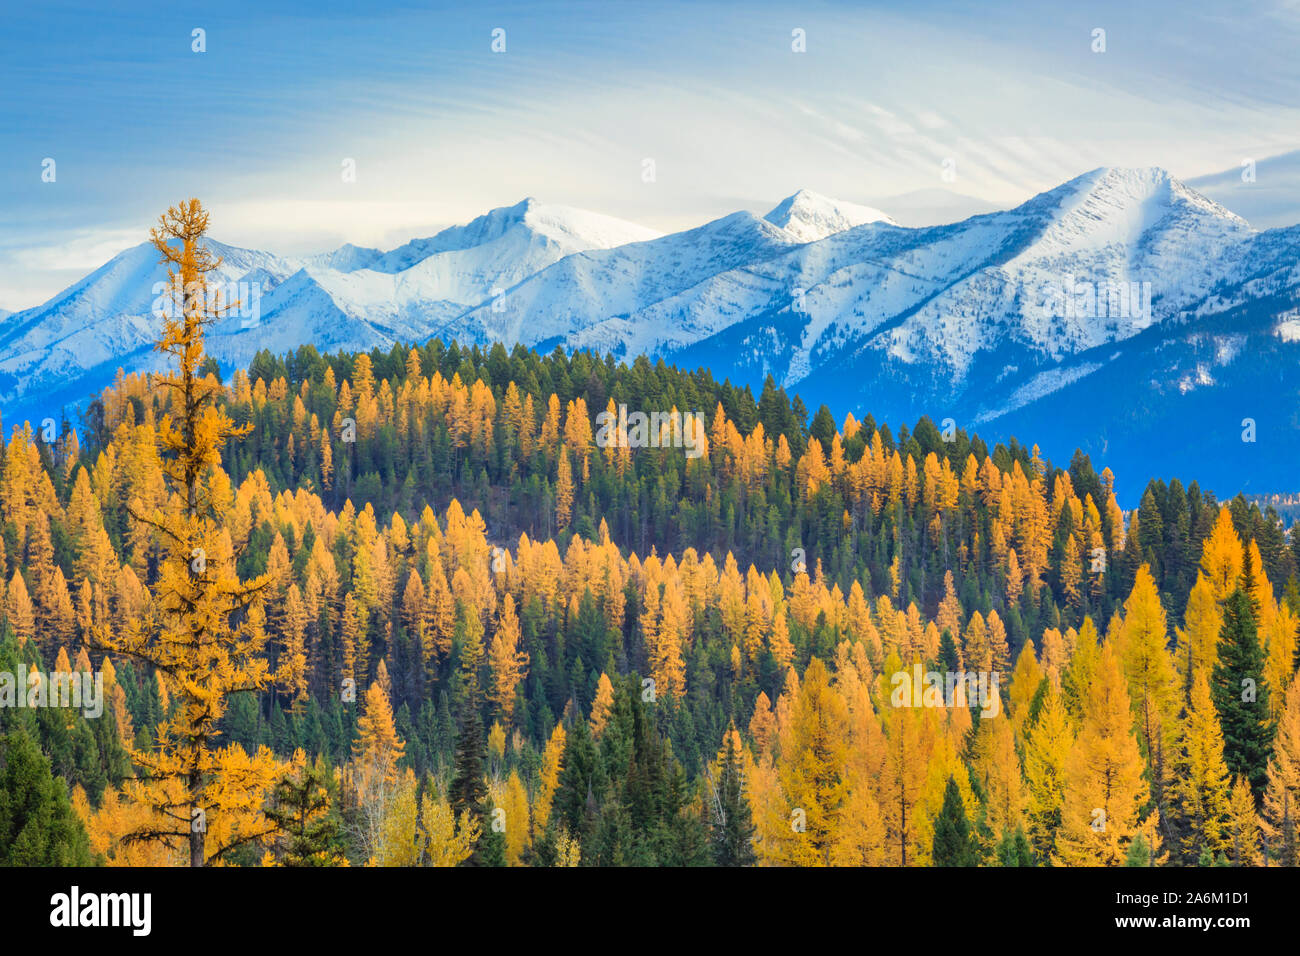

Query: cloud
left=9, top=229, right=143, bottom=274
left=2, top=0, right=1299, bottom=305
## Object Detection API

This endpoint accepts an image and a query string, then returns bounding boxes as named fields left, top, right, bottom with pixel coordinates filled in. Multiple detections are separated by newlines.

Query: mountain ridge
left=3, top=168, right=1299, bottom=503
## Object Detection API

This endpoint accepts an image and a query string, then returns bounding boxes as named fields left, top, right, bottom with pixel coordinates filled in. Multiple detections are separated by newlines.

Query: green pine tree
left=996, top=826, right=1035, bottom=866
left=937, top=628, right=960, bottom=674
left=0, top=729, right=96, bottom=865
left=448, top=707, right=489, bottom=864
left=1210, top=588, right=1275, bottom=799
left=711, top=731, right=756, bottom=866
left=932, top=776, right=978, bottom=866
left=1124, top=832, right=1152, bottom=867
left=265, top=758, right=343, bottom=866
left=479, top=795, right=508, bottom=867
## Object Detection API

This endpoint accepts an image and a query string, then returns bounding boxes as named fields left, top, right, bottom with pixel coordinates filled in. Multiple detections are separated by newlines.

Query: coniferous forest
left=4, top=201, right=1300, bottom=872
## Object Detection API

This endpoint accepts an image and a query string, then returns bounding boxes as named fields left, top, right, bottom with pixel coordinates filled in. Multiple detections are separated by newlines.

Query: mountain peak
left=307, top=242, right=383, bottom=272
left=764, top=189, right=895, bottom=242
left=511, top=200, right=662, bottom=249
left=498, top=197, right=541, bottom=221
left=1065, top=166, right=1242, bottom=219
left=1017, top=165, right=1250, bottom=254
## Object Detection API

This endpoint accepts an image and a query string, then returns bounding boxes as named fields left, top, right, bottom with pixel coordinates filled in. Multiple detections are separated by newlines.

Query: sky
left=1, top=0, right=1299, bottom=310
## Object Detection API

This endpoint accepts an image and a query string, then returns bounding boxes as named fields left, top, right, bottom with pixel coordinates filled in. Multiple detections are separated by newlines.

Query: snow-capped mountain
left=241, top=199, right=663, bottom=363
left=763, top=189, right=895, bottom=242
left=3, top=169, right=1300, bottom=502
left=0, top=199, right=660, bottom=417
left=452, top=208, right=799, bottom=350
left=0, top=238, right=305, bottom=420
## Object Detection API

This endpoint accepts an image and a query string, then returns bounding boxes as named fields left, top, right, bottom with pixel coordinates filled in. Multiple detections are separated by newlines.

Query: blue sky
left=2, top=0, right=1299, bottom=308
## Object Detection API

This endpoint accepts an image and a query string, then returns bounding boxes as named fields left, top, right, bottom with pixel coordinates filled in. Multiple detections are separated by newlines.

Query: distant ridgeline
left=1247, top=493, right=1300, bottom=529
left=73, top=338, right=1295, bottom=608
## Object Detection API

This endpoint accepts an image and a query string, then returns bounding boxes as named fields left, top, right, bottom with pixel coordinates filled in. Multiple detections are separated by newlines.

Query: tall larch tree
left=98, top=200, right=280, bottom=867
left=1200, top=508, right=1244, bottom=603
left=1022, top=685, right=1074, bottom=861
left=487, top=594, right=528, bottom=722
left=770, top=657, right=848, bottom=865
left=1177, top=574, right=1223, bottom=691
left=879, top=654, right=937, bottom=866
left=1168, top=673, right=1232, bottom=861
left=1119, top=564, right=1177, bottom=761
left=1263, top=670, right=1300, bottom=862
left=1054, top=643, right=1154, bottom=866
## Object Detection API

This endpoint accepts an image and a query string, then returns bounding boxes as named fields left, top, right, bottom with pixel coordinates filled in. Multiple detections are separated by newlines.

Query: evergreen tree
left=995, top=826, right=1034, bottom=867
left=937, top=628, right=960, bottom=673
left=265, top=755, right=344, bottom=866
left=0, top=729, right=96, bottom=866
left=1210, top=588, right=1275, bottom=799
left=932, top=776, right=978, bottom=866
left=711, top=730, right=756, bottom=866
left=448, top=706, right=489, bottom=863
left=1123, top=832, right=1152, bottom=867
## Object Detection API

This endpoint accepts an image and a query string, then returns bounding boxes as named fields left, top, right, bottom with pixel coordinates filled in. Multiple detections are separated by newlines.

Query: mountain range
left=2, top=169, right=1298, bottom=506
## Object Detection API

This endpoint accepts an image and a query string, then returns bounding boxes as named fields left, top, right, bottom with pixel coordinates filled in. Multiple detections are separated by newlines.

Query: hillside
left=4, top=317, right=1298, bottom=867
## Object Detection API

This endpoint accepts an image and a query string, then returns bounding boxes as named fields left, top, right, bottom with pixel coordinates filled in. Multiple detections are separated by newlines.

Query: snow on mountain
left=368, top=199, right=660, bottom=274
left=888, top=167, right=1253, bottom=379
left=0, top=200, right=660, bottom=421
left=539, top=167, right=1254, bottom=402
left=655, top=167, right=1259, bottom=399
left=455, top=210, right=797, bottom=350
left=763, top=190, right=895, bottom=242
left=5, top=169, right=1300, bottom=499
left=0, top=237, right=303, bottom=417
left=252, top=199, right=665, bottom=350
left=304, top=243, right=383, bottom=273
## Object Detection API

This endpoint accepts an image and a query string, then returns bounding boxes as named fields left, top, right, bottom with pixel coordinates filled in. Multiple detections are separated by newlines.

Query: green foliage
left=1210, top=588, right=1274, bottom=798
left=995, top=826, right=1035, bottom=867
left=710, top=731, right=756, bottom=867
left=0, top=728, right=96, bottom=866
left=1124, top=833, right=1152, bottom=867
left=933, top=777, right=978, bottom=866
left=265, top=758, right=345, bottom=866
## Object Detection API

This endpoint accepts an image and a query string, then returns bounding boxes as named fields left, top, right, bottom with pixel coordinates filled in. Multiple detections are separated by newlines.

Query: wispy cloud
left=1, top=0, right=1298, bottom=307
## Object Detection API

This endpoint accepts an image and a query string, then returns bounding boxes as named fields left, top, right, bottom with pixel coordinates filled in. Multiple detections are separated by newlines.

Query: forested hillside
left=3, top=205, right=1299, bottom=868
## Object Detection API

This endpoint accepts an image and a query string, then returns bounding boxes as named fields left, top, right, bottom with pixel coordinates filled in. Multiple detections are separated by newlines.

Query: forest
left=1, top=200, right=1298, bottom=868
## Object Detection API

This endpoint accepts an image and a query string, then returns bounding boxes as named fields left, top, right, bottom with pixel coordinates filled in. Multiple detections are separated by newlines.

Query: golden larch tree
left=97, top=200, right=280, bottom=866
left=768, top=657, right=849, bottom=865
left=1023, top=685, right=1074, bottom=860
left=1168, top=672, right=1232, bottom=859
left=1053, top=642, right=1154, bottom=866
left=488, top=593, right=528, bottom=721
left=1263, top=669, right=1300, bottom=861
